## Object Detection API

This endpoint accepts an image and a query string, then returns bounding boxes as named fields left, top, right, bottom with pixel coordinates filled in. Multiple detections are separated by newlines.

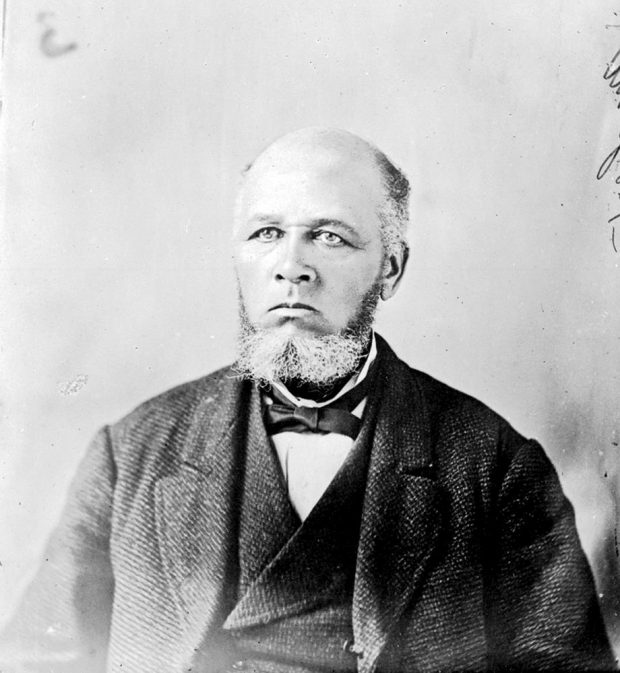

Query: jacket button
left=231, top=661, right=246, bottom=671
left=342, top=639, right=364, bottom=657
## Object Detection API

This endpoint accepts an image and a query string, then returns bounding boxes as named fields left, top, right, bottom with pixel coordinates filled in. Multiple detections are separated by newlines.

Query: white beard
left=235, top=329, right=367, bottom=385
left=234, top=282, right=381, bottom=386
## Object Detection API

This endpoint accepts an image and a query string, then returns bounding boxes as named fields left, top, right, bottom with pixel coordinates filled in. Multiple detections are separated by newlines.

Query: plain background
left=1, top=0, right=619, bottom=655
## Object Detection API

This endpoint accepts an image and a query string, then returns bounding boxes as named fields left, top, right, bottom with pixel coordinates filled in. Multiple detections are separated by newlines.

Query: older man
left=1, top=128, right=614, bottom=672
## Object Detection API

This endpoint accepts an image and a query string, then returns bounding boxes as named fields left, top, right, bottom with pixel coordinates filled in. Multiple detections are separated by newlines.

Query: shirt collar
left=271, top=332, right=377, bottom=409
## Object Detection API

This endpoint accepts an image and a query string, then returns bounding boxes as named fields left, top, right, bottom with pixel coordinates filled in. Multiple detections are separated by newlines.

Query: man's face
left=233, top=147, right=389, bottom=339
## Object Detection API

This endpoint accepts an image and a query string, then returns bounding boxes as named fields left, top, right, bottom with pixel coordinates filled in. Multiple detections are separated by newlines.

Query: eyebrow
left=247, top=214, right=282, bottom=224
left=311, top=218, right=356, bottom=234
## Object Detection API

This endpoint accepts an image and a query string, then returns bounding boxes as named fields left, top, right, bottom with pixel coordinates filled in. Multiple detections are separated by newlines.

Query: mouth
left=270, top=302, right=317, bottom=312
left=267, top=303, right=319, bottom=320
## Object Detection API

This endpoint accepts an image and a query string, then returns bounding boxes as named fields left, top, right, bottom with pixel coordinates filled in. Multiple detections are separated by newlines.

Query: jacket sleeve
left=485, top=429, right=616, bottom=670
left=0, top=427, right=116, bottom=673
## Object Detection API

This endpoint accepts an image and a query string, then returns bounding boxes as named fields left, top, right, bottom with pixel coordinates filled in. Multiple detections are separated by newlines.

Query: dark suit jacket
left=1, top=336, right=615, bottom=672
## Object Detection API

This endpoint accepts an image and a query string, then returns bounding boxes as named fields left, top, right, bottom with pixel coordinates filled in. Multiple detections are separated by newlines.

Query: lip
left=270, top=302, right=317, bottom=312
left=268, top=302, right=318, bottom=318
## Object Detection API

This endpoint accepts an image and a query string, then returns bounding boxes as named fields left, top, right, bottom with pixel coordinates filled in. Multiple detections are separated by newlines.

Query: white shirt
left=269, top=334, right=377, bottom=521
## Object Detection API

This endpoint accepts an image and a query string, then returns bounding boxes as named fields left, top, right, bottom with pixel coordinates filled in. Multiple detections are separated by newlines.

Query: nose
left=273, top=233, right=317, bottom=284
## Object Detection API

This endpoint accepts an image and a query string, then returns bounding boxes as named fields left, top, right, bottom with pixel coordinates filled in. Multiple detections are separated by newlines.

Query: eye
left=250, top=226, right=282, bottom=242
left=314, top=230, right=347, bottom=247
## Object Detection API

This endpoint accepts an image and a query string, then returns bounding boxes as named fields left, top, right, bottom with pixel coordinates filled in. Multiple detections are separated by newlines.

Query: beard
left=234, top=280, right=381, bottom=387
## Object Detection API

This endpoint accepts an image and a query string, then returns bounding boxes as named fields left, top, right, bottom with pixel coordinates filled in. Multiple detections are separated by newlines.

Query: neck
left=281, top=375, right=353, bottom=402
left=279, top=334, right=373, bottom=402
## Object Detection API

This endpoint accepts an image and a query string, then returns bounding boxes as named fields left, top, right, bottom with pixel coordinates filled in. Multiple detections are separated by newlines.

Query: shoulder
left=377, top=334, right=516, bottom=435
left=377, top=337, right=569, bottom=530
left=376, top=334, right=537, bottom=469
left=118, top=364, right=234, bottom=425
left=104, top=364, right=242, bottom=468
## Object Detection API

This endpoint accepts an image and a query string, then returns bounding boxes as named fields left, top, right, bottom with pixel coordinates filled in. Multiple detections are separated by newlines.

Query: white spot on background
left=58, top=374, right=89, bottom=396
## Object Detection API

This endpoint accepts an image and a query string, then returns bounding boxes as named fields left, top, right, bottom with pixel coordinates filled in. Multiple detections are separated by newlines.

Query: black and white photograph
left=1, top=1, right=619, bottom=671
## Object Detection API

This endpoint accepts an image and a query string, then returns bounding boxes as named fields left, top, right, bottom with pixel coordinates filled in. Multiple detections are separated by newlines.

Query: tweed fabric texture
left=0, top=335, right=615, bottom=672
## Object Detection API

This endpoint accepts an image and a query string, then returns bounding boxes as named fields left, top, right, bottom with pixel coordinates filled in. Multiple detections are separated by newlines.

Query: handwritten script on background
left=598, top=18, right=620, bottom=254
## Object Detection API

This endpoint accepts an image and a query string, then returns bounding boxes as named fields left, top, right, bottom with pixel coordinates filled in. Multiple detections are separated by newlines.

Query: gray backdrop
left=1, top=0, right=619, bottom=654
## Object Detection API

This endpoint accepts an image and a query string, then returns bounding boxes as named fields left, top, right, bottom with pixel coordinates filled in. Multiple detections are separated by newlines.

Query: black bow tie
left=263, top=365, right=374, bottom=440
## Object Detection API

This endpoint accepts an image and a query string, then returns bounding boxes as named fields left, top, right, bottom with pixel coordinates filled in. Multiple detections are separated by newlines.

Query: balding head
left=236, top=127, right=410, bottom=259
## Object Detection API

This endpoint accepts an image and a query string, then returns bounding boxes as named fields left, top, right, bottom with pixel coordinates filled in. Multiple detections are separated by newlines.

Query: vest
left=216, top=388, right=377, bottom=673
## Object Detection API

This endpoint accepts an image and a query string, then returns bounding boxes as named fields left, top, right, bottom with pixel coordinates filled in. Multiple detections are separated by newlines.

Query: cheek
left=325, top=269, right=376, bottom=313
left=235, top=254, right=268, bottom=287
left=235, top=264, right=262, bottom=310
left=234, top=249, right=260, bottom=274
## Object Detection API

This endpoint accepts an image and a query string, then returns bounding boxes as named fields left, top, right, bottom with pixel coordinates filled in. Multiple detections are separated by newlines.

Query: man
left=1, top=128, right=615, bottom=672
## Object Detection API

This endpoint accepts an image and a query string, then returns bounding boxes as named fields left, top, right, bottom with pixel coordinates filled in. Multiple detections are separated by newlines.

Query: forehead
left=238, top=147, right=385, bottom=227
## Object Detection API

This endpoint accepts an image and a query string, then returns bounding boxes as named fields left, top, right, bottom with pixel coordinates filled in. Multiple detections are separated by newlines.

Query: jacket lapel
left=235, top=412, right=299, bottom=598
left=154, top=373, right=256, bottom=665
left=353, top=338, right=444, bottom=673
left=224, top=425, right=368, bottom=631
left=153, top=338, right=443, bottom=672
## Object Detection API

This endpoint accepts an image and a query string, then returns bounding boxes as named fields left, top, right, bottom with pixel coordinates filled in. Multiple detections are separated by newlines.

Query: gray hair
left=371, top=148, right=410, bottom=259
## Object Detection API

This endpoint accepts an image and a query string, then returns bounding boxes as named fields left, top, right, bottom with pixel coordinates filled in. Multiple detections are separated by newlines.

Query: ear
left=380, top=244, right=409, bottom=301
